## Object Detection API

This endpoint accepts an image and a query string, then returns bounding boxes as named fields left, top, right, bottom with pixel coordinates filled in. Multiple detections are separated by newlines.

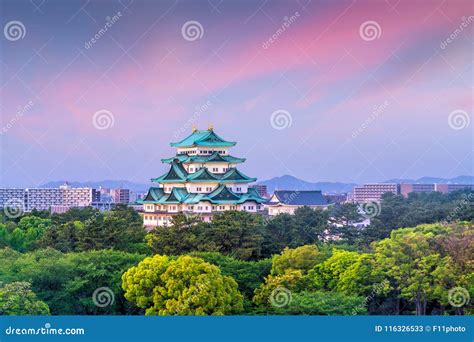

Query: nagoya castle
left=141, top=125, right=266, bottom=227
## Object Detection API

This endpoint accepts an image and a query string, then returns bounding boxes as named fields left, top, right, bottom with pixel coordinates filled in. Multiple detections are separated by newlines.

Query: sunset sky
left=0, top=0, right=472, bottom=187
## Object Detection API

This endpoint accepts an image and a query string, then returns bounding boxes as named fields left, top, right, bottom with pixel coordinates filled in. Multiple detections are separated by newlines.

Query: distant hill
left=383, top=175, right=474, bottom=184
left=40, top=180, right=150, bottom=192
left=258, top=174, right=474, bottom=195
left=257, top=175, right=356, bottom=194
left=40, top=175, right=473, bottom=195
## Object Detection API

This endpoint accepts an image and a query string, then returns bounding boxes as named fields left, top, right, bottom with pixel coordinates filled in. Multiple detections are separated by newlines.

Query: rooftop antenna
left=192, top=124, right=197, bottom=132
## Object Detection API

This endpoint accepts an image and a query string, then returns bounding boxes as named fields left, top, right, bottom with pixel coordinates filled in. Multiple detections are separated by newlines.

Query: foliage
left=146, top=214, right=207, bottom=256
left=284, top=291, right=367, bottom=315
left=0, top=216, right=51, bottom=252
left=372, top=223, right=464, bottom=315
left=189, top=251, right=271, bottom=298
left=262, top=207, right=330, bottom=256
left=205, top=211, right=264, bottom=260
left=0, top=281, right=50, bottom=315
left=0, top=190, right=471, bottom=316
left=253, top=270, right=304, bottom=307
left=362, top=190, right=474, bottom=244
left=147, top=211, right=264, bottom=260
left=122, top=255, right=243, bottom=315
left=0, top=248, right=144, bottom=315
left=271, top=245, right=321, bottom=276
left=41, top=205, right=147, bottom=253
left=307, top=249, right=376, bottom=296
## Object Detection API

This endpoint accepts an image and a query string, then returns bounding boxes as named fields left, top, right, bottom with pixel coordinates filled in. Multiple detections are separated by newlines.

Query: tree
left=252, top=269, right=304, bottom=308
left=332, top=203, right=362, bottom=226
left=0, top=248, right=144, bottom=315
left=189, top=251, right=272, bottom=299
left=361, top=190, right=474, bottom=245
left=271, top=245, right=321, bottom=275
left=41, top=206, right=147, bottom=253
left=0, top=281, right=50, bottom=315
left=292, top=206, right=329, bottom=245
left=40, top=221, right=82, bottom=252
left=147, top=211, right=264, bottom=261
left=0, top=216, right=51, bottom=252
left=146, top=214, right=205, bottom=255
left=306, top=249, right=376, bottom=297
left=261, top=213, right=296, bottom=256
left=51, top=206, right=101, bottom=225
left=373, top=224, right=457, bottom=315
left=204, top=211, right=264, bottom=260
left=122, top=255, right=243, bottom=315
left=285, top=291, right=367, bottom=315
left=78, top=205, right=146, bottom=252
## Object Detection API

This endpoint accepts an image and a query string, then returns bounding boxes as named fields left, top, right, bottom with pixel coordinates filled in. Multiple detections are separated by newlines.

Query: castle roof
left=140, top=183, right=267, bottom=205
left=161, top=152, right=245, bottom=164
left=170, top=129, right=236, bottom=148
left=151, top=162, right=256, bottom=183
left=268, top=190, right=328, bottom=206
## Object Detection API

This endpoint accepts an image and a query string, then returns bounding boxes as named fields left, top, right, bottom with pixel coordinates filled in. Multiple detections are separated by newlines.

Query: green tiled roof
left=141, top=187, right=165, bottom=202
left=170, top=129, right=236, bottom=147
left=151, top=162, right=257, bottom=184
left=139, top=184, right=267, bottom=205
left=151, top=161, right=188, bottom=183
left=187, top=168, right=221, bottom=182
left=161, top=152, right=245, bottom=164
left=220, top=168, right=256, bottom=182
left=206, top=184, right=241, bottom=202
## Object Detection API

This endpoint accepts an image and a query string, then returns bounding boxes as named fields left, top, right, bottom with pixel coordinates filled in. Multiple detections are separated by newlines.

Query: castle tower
left=140, top=127, right=266, bottom=227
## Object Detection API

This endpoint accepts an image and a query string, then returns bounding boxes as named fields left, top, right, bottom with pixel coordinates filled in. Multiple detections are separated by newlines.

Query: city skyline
left=1, top=0, right=472, bottom=188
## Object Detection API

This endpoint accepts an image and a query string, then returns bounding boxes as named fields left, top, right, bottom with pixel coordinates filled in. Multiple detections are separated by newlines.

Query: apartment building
left=353, top=183, right=399, bottom=202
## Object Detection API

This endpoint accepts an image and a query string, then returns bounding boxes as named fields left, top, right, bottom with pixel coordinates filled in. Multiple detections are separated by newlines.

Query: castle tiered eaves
left=140, top=127, right=266, bottom=227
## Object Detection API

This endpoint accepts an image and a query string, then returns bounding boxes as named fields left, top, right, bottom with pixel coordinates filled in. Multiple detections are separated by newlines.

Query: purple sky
left=0, top=0, right=472, bottom=187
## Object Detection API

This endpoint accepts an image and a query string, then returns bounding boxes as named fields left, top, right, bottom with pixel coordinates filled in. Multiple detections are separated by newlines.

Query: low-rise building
left=0, top=184, right=98, bottom=213
left=111, top=188, right=130, bottom=204
left=266, top=190, right=331, bottom=216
